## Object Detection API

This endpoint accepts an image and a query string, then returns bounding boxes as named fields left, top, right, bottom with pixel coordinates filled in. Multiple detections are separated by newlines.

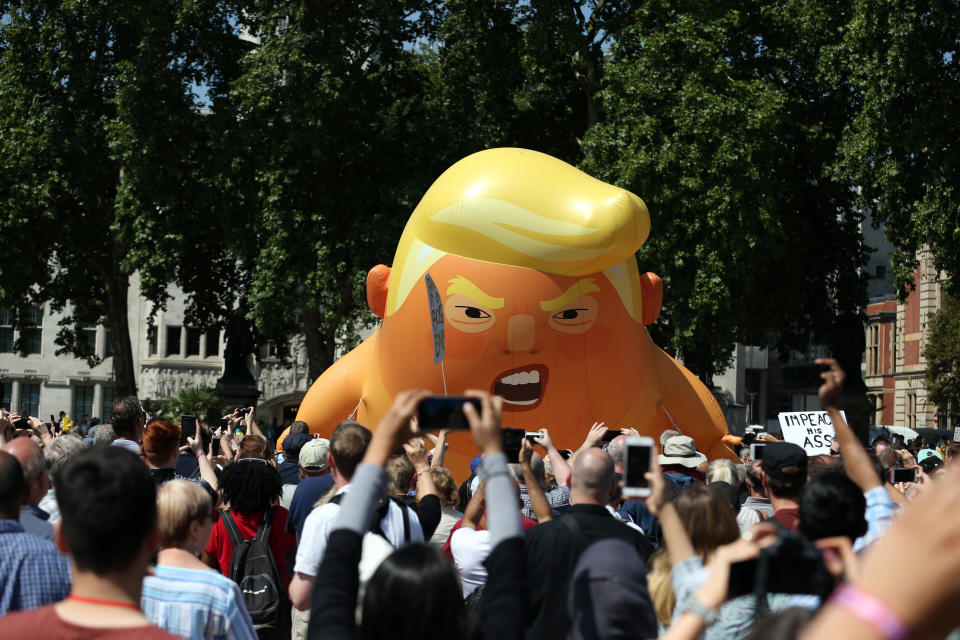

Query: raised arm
left=570, top=421, right=608, bottom=463
left=188, top=432, right=218, bottom=491
left=816, top=358, right=880, bottom=492
left=534, top=428, right=571, bottom=487
left=309, top=389, right=430, bottom=640
left=519, top=439, right=552, bottom=523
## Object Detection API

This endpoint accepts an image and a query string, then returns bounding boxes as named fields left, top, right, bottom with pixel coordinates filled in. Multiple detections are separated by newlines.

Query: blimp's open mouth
left=492, top=365, right=548, bottom=411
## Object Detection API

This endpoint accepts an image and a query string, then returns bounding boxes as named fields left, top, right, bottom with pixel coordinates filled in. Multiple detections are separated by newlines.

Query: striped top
left=141, top=564, right=257, bottom=640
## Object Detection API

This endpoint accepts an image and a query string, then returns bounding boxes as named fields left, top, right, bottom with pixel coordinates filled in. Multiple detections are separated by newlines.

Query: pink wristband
left=832, top=584, right=909, bottom=640
left=196, top=451, right=204, bottom=458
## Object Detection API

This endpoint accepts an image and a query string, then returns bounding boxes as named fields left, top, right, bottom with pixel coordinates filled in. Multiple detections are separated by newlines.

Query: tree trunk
left=301, top=306, right=334, bottom=385
left=105, top=269, right=137, bottom=396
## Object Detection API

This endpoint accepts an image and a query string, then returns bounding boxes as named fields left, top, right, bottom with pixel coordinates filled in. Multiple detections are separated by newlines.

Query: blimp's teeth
left=500, top=370, right=540, bottom=385
left=502, top=398, right=538, bottom=406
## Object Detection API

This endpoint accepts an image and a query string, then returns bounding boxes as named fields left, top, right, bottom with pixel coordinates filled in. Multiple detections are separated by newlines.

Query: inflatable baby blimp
left=295, top=148, right=735, bottom=476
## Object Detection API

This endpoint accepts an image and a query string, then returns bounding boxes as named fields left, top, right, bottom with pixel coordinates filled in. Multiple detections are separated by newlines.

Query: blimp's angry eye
left=458, top=306, right=491, bottom=319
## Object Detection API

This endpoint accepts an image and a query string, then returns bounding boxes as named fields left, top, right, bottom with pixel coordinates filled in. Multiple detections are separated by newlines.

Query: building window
left=73, top=386, right=94, bottom=422
left=147, top=325, right=158, bottom=356
left=101, top=386, right=117, bottom=420
left=165, top=326, right=182, bottom=357
left=78, top=321, right=97, bottom=356
left=0, top=382, right=11, bottom=411
left=205, top=329, right=220, bottom=357
left=21, top=306, right=43, bottom=355
left=0, top=309, right=13, bottom=353
left=875, top=265, right=886, bottom=279
left=867, top=325, right=880, bottom=375
left=20, top=383, right=40, bottom=417
left=906, top=392, right=917, bottom=429
left=104, top=328, right=113, bottom=358
left=186, top=328, right=202, bottom=357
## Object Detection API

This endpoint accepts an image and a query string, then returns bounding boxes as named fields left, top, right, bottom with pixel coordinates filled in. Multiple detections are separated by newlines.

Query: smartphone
left=750, top=443, right=766, bottom=461
left=181, top=415, right=198, bottom=440
left=502, top=428, right=525, bottom=463
left=727, top=533, right=833, bottom=599
left=525, top=431, right=542, bottom=443
left=218, top=418, right=229, bottom=430
left=623, top=436, right=655, bottom=497
left=890, top=467, right=917, bottom=484
left=211, top=436, right=221, bottom=457
left=781, top=362, right=831, bottom=389
left=236, top=407, right=250, bottom=416
left=13, top=418, right=30, bottom=431
left=601, top=429, right=621, bottom=443
left=417, top=396, right=481, bottom=431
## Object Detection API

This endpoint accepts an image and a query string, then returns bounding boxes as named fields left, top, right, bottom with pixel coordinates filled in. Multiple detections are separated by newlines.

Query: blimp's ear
left=640, top=272, right=662, bottom=325
left=366, top=265, right=391, bottom=318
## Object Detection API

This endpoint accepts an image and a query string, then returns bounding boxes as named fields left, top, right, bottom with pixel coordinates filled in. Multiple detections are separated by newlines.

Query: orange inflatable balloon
left=294, top=148, right=735, bottom=479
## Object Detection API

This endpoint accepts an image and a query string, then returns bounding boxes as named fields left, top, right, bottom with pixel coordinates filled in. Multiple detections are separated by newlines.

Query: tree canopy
left=925, top=295, right=960, bottom=425
left=0, top=1, right=248, bottom=394
left=581, top=0, right=867, bottom=382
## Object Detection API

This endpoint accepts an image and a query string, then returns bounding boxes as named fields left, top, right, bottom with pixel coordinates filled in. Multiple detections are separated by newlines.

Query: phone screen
left=624, top=441, right=652, bottom=489
left=890, top=468, right=917, bottom=484
left=181, top=415, right=197, bottom=439
left=211, top=436, right=221, bottom=457
left=750, top=443, right=766, bottom=461
left=417, top=396, right=481, bottom=431
left=502, top=428, right=525, bottom=463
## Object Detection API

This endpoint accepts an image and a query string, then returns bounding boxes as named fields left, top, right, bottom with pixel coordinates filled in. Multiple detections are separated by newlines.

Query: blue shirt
left=142, top=564, right=256, bottom=640
left=19, top=504, right=54, bottom=542
left=286, top=475, right=334, bottom=541
left=0, top=520, right=72, bottom=615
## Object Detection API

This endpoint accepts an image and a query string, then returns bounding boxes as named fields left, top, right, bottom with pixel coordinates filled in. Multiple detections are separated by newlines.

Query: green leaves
left=925, top=296, right=960, bottom=424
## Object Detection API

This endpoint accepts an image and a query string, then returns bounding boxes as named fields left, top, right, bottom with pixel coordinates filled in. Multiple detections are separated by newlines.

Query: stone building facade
left=0, top=275, right=312, bottom=429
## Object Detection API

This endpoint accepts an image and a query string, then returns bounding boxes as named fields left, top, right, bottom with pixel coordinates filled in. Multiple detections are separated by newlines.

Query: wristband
left=416, top=469, right=431, bottom=478
left=196, top=451, right=204, bottom=459
left=832, top=584, right=909, bottom=640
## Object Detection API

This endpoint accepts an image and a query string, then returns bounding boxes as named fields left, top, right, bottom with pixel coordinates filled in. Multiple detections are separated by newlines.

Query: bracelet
left=196, top=451, right=204, bottom=458
left=416, top=469, right=431, bottom=478
left=832, top=584, right=909, bottom=640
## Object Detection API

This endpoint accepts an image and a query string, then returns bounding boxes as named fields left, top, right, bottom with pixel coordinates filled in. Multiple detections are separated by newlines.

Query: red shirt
left=0, top=605, right=178, bottom=640
left=771, top=507, right=801, bottom=532
left=205, top=508, right=297, bottom=586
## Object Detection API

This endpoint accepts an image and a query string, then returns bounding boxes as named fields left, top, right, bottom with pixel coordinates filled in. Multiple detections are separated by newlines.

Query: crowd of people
left=2, top=357, right=960, bottom=639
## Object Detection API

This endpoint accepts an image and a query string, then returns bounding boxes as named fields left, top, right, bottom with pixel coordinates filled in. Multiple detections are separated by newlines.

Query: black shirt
left=523, top=503, right=655, bottom=639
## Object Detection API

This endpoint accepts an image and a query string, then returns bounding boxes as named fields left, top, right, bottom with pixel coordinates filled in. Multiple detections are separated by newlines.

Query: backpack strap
left=256, top=507, right=275, bottom=543
left=221, top=510, right=245, bottom=546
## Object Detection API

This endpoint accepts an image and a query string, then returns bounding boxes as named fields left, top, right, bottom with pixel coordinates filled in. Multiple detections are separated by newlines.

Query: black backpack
left=221, top=508, right=284, bottom=629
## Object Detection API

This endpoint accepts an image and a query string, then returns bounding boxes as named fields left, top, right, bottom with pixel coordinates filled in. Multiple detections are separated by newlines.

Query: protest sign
left=777, top=410, right=845, bottom=455
left=424, top=273, right=445, bottom=365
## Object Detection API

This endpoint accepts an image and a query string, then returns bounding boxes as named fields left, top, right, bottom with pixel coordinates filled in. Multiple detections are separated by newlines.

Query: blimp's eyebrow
left=446, top=276, right=505, bottom=309
left=540, top=278, right=600, bottom=312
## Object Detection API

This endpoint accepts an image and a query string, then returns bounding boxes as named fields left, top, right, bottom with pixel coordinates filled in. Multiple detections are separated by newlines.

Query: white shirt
left=111, top=438, right=140, bottom=454
left=293, top=484, right=424, bottom=577
left=450, top=527, right=491, bottom=597
left=605, top=505, right=644, bottom=534
left=280, top=484, right=297, bottom=511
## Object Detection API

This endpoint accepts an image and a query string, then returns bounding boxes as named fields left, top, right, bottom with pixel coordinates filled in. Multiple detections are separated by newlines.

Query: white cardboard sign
left=953, top=427, right=960, bottom=442
left=424, top=273, right=445, bottom=365
left=777, top=410, right=845, bottom=456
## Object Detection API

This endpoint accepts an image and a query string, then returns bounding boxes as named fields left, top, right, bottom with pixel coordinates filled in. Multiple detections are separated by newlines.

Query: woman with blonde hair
left=142, top=480, right=256, bottom=639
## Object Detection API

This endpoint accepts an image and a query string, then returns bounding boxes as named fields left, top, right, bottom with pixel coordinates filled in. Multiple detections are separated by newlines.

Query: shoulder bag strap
left=561, top=513, right=590, bottom=555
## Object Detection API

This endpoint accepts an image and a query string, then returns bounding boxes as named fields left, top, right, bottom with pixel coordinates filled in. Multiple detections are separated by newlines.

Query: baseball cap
left=282, top=432, right=312, bottom=458
left=760, top=442, right=808, bottom=481
left=299, top=438, right=330, bottom=472
left=918, top=448, right=943, bottom=473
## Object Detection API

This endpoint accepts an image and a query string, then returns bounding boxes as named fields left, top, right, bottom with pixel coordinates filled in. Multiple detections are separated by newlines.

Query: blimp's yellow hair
left=385, top=148, right=651, bottom=321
